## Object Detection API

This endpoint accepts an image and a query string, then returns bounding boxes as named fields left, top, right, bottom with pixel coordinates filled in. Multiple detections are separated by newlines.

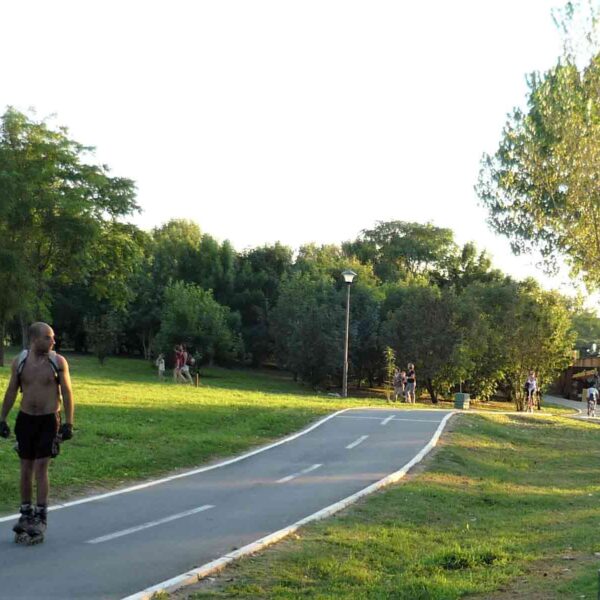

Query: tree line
left=0, top=107, right=594, bottom=407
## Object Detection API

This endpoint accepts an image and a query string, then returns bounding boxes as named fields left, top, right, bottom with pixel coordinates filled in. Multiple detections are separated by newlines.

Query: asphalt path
left=0, top=408, right=452, bottom=599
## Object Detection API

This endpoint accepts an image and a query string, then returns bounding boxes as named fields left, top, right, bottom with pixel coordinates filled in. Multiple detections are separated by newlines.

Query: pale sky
left=2, top=0, right=586, bottom=298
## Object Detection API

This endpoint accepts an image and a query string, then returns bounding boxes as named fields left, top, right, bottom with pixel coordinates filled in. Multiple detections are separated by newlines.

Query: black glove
left=0, top=421, right=9, bottom=439
left=59, top=423, right=73, bottom=441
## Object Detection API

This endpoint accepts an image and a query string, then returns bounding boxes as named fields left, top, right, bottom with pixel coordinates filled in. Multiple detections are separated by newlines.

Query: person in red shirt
left=173, top=345, right=184, bottom=383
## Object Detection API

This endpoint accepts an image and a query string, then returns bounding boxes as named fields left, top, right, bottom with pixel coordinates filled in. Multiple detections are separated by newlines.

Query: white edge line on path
left=346, top=435, right=369, bottom=449
left=0, top=406, right=365, bottom=524
left=381, top=415, right=395, bottom=425
left=120, top=410, right=457, bottom=600
left=86, top=505, right=214, bottom=544
left=276, top=463, right=322, bottom=484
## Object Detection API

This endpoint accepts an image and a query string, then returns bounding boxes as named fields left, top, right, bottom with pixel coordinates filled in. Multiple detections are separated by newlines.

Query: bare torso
left=20, top=354, right=61, bottom=416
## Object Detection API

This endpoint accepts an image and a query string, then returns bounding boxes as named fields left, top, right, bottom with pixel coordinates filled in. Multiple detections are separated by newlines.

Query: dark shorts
left=14, top=411, right=60, bottom=460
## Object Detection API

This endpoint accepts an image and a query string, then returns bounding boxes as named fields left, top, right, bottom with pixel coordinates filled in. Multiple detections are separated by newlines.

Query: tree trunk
left=141, top=333, right=148, bottom=361
left=20, top=314, right=28, bottom=349
left=426, top=377, right=438, bottom=404
left=0, top=319, right=5, bottom=367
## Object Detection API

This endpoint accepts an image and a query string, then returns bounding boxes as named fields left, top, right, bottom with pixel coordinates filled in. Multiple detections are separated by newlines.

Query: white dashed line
left=346, top=435, right=369, bottom=449
left=335, top=415, right=391, bottom=420
left=334, top=415, right=444, bottom=423
left=381, top=415, right=395, bottom=425
left=392, top=418, right=444, bottom=423
left=277, top=464, right=322, bottom=484
left=86, top=505, right=214, bottom=544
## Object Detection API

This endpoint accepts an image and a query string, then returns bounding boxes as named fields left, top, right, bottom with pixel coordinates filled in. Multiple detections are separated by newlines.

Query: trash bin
left=454, top=392, right=470, bottom=410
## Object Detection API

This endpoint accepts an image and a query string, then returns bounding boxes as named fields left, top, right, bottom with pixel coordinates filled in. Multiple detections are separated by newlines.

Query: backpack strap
left=16, top=349, right=62, bottom=392
left=16, top=350, right=29, bottom=392
left=47, top=351, right=61, bottom=382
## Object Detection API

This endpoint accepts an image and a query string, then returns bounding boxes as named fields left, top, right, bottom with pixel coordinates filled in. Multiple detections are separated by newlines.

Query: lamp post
left=341, top=269, right=357, bottom=398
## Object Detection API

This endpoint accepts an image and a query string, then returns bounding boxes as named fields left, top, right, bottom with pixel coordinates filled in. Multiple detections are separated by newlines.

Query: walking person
left=0, top=322, right=75, bottom=544
left=587, top=384, right=599, bottom=417
left=173, top=345, right=184, bottom=383
left=405, top=363, right=416, bottom=404
left=155, top=353, right=166, bottom=381
left=392, top=368, right=404, bottom=402
left=179, top=346, right=194, bottom=385
left=400, top=370, right=407, bottom=401
left=524, top=370, right=537, bottom=413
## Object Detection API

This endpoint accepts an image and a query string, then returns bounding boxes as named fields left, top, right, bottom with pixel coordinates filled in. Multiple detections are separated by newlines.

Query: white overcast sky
left=2, top=0, right=588, bottom=298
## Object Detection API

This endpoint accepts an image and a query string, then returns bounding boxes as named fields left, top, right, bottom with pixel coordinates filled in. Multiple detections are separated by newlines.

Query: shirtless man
left=0, top=322, right=74, bottom=543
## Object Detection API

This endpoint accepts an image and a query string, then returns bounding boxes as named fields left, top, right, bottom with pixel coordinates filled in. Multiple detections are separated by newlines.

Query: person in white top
left=155, top=354, right=165, bottom=381
left=524, top=371, right=537, bottom=413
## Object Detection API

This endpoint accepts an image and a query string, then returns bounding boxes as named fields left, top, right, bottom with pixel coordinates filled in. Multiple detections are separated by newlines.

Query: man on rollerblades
left=0, top=322, right=75, bottom=545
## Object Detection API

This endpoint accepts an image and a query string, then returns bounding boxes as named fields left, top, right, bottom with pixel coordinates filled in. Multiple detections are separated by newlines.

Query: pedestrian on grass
left=179, top=346, right=194, bottom=385
left=173, top=345, right=185, bottom=383
left=524, top=370, right=537, bottom=413
left=155, top=353, right=165, bottom=381
left=405, top=363, right=416, bottom=403
left=392, top=368, right=404, bottom=402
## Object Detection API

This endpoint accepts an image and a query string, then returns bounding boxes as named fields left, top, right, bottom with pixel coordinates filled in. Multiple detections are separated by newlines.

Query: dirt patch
left=466, top=554, right=598, bottom=600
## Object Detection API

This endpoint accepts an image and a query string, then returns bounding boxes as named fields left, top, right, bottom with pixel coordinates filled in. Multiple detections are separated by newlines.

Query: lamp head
left=341, top=269, right=357, bottom=284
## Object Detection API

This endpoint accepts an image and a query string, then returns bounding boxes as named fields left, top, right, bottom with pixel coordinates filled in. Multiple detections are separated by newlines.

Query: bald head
left=29, top=322, right=52, bottom=341
left=29, top=322, right=55, bottom=354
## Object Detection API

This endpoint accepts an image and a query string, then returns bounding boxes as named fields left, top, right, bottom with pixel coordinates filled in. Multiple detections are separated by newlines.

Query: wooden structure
left=555, top=357, right=600, bottom=400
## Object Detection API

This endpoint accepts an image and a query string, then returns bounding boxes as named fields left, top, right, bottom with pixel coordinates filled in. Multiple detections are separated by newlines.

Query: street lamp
left=341, top=269, right=357, bottom=398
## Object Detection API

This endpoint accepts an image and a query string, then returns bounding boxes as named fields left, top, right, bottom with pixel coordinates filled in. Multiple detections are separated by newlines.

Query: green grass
left=171, top=413, right=600, bottom=600
left=0, top=350, right=371, bottom=514
left=1, top=351, right=590, bottom=597
left=0, top=350, right=572, bottom=518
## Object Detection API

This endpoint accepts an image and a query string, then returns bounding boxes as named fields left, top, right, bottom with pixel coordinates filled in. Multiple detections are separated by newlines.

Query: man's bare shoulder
left=54, top=353, right=69, bottom=370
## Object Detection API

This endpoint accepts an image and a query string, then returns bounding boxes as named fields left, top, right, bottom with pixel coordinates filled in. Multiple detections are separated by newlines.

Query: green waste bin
left=454, top=392, right=470, bottom=410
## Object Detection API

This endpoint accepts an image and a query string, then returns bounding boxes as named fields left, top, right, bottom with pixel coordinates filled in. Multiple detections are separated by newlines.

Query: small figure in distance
left=400, top=370, right=407, bottom=401
left=173, top=345, right=185, bottom=383
left=524, top=370, right=537, bottom=414
left=405, top=363, right=416, bottom=404
left=587, top=383, right=598, bottom=418
left=392, top=368, right=404, bottom=402
left=179, top=346, right=194, bottom=385
left=155, top=353, right=165, bottom=382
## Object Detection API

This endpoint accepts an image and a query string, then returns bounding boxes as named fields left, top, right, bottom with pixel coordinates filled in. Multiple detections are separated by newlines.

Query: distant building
left=555, top=357, right=600, bottom=400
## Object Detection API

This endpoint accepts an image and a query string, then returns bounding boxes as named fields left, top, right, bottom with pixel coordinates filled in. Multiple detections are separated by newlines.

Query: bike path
left=0, top=408, right=451, bottom=599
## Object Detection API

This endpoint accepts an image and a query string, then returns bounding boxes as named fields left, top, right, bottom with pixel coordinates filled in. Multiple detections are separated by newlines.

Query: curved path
left=0, top=408, right=452, bottom=599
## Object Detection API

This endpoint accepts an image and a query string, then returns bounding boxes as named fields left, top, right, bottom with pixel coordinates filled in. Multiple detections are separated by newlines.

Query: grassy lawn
left=166, top=413, right=600, bottom=600
left=0, top=349, right=377, bottom=514
left=0, top=350, right=573, bottom=517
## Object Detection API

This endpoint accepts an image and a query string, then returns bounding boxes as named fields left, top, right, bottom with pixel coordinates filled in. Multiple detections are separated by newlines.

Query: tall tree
left=151, top=219, right=202, bottom=285
left=271, top=273, right=345, bottom=387
left=0, top=107, right=139, bottom=364
left=381, top=284, right=477, bottom=402
left=343, top=221, right=457, bottom=283
left=155, top=281, right=242, bottom=365
left=477, top=4, right=600, bottom=287
left=232, top=243, right=293, bottom=366
left=571, top=307, right=600, bottom=354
